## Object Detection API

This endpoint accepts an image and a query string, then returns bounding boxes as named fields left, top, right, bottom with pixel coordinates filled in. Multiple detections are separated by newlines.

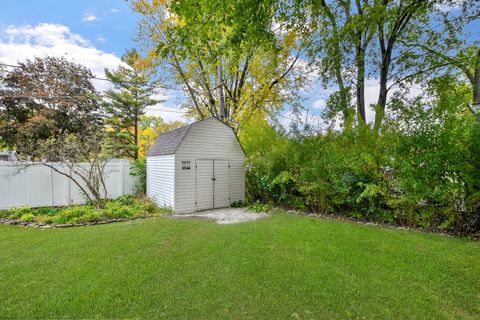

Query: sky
left=0, top=0, right=186, bottom=122
left=0, top=1, right=477, bottom=127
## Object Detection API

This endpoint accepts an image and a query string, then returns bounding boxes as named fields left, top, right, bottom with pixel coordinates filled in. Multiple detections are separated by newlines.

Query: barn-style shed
left=146, top=117, right=245, bottom=213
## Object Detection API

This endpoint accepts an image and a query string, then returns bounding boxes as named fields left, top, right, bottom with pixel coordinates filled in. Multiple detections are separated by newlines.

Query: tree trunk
left=471, top=48, right=480, bottom=122
left=374, top=56, right=390, bottom=135
left=134, top=115, right=138, bottom=160
left=356, top=43, right=367, bottom=124
left=217, top=62, right=226, bottom=121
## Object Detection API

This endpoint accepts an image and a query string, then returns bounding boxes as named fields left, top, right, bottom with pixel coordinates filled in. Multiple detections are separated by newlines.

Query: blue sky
left=0, top=0, right=138, bottom=56
left=0, top=1, right=478, bottom=126
left=0, top=0, right=190, bottom=122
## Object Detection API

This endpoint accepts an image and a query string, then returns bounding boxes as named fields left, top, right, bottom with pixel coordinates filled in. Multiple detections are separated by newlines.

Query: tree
left=290, top=0, right=477, bottom=135
left=32, top=129, right=111, bottom=208
left=137, top=115, right=184, bottom=157
left=0, top=56, right=102, bottom=157
left=402, top=1, right=480, bottom=122
left=132, top=0, right=309, bottom=130
left=102, top=49, right=159, bottom=159
left=304, top=0, right=374, bottom=129
left=0, top=57, right=111, bottom=207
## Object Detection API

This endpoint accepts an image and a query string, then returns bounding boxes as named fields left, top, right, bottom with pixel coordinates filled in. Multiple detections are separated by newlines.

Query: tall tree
left=0, top=56, right=101, bottom=157
left=102, top=49, right=159, bottom=159
left=305, top=0, right=374, bottom=129
left=131, top=0, right=309, bottom=130
left=372, top=0, right=432, bottom=134
left=0, top=57, right=110, bottom=207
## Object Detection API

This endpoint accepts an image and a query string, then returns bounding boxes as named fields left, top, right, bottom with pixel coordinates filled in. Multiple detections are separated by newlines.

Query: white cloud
left=0, top=23, right=208, bottom=124
left=312, top=98, right=326, bottom=110
left=0, top=23, right=122, bottom=92
left=435, top=0, right=465, bottom=12
left=111, top=8, right=119, bottom=13
left=82, top=13, right=99, bottom=22
left=97, top=34, right=107, bottom=43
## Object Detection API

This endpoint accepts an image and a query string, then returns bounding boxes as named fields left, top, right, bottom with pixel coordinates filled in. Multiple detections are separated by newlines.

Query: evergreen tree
left=102, top=49, right=159, bottom=159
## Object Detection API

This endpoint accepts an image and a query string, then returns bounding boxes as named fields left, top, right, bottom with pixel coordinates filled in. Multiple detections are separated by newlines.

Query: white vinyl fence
left=0, top=159, right=137, bottom=210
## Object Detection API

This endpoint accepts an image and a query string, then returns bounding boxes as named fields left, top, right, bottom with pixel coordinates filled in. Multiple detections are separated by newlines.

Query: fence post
left=119, top=161, right=125, bottom=197
left=50, top=165, right=55, bottom=208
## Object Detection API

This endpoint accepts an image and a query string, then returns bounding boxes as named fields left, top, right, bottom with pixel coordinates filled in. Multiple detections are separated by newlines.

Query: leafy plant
left=230, top=200, right=245, bottom=208
left=130, top=158, right=147, bottom=195
left=247, top=201, right=271, bottom=213
left=20, top=213, right=35, bottom=222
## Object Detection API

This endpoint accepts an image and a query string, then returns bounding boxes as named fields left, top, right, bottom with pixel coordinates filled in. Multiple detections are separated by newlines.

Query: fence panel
left=0, top=159, right=137, bottom=209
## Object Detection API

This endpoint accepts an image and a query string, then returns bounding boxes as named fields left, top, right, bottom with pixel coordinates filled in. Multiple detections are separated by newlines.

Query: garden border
left=0, top=217, right=154, bottom=228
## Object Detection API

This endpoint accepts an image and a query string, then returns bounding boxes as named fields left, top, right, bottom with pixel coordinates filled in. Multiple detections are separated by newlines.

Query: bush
left=247, top=201, right=271, bottom=213
left=53, top=206, right=93, bottom=224
left=77, top=211, right=103, bottom=223
left=104, top=201, right=134, bottom=219
left=8, top=207, right=34, bottom=219
left=230, top=200, right=245, bottom=208
left=20, top=213, right=35, bottom=222
left=0, top=197, right=166, bottom=226
left=238, top=86, right=480, bottom=236
left=130, top=158, right=146, bottom=195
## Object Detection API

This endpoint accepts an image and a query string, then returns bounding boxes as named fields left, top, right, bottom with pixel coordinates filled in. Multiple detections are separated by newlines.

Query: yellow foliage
left=138, top=127, right=157, bottom=158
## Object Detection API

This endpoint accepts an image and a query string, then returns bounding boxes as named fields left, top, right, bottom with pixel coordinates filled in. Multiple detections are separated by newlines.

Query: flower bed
left=0, top=196, right=169, bottom=228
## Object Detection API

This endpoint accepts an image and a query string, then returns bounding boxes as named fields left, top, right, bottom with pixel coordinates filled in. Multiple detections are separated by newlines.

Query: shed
left=146, top=117, right=245, bottom=213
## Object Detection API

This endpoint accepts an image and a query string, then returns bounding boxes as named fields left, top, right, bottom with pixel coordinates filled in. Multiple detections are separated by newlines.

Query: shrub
left=36, top=215, right=54, bottom=224
left=104, top=201, right=134, bottom=219
left=77, top=211, right=103, bottom=223
left=130, top=158, right=146, bottom=195
left=115, top=195, right=136, bottom=206
left=20, top=213, right=35, bottom=222
left=8, top=207, right=33, bottom=219
left=247, top=201, right=271, bottom=213
left=53, top=206, right=96, bottom=224
left=230, top=200, right=245, bottom=208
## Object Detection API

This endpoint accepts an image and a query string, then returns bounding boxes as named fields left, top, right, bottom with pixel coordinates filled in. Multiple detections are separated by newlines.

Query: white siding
left=146, top=155, right=175, bottom=209
left=174, top=118, right=245, bottom=213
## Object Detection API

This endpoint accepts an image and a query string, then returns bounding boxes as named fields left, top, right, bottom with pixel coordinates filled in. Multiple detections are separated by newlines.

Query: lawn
left=0, top=213, right=478, bottom=319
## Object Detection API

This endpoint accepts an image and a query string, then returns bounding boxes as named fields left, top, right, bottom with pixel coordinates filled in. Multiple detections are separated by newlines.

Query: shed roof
left=147, top=123, right=192, bottom=156
left=147, top=117, right=246, bottom=157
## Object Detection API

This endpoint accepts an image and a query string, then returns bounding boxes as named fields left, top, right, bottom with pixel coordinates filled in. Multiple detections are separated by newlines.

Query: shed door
left=196, top=160, right=214, bottom=210
left=195, top=159, right=230, bottom=210
left=213, top=160, right=230, bottom=208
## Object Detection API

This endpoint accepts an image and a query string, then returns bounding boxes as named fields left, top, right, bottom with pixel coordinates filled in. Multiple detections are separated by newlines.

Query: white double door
left=196, top=159, right=230, bottom=210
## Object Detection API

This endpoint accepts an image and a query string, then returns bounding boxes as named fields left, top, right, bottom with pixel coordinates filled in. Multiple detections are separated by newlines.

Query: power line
left=0, top=62, right=183, bottom=91
left=146, top=108, right=187, bottom=113
left=276, top=113, right=323, bottom=130
left=0, top=93, right=187, bottom=114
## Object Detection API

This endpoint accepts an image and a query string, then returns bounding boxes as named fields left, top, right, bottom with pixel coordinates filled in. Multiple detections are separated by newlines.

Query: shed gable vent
left=181, top=161, right=191, bottom=170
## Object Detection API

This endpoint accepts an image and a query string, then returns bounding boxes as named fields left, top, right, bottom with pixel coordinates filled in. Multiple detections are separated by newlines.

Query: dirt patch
left=172, top=208, right=267, bottom=224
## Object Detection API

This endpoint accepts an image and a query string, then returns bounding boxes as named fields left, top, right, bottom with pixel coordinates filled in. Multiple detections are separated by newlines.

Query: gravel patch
left=172, top=208, right=267, bottom=224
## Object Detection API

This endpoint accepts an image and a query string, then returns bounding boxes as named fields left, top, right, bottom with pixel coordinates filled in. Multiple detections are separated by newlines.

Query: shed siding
left=146, top=155, right=175, bottom=210
left=174, top=118, right=245, bottom=213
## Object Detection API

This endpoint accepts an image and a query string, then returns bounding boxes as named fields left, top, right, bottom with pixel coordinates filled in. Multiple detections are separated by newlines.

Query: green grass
left=0, top=213, right=478, bottom=319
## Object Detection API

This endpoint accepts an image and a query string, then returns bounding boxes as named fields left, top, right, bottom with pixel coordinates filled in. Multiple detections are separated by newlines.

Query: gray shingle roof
left=147, top=117, right=246, bottom=157
left=147, top=123, right=192, bottom=156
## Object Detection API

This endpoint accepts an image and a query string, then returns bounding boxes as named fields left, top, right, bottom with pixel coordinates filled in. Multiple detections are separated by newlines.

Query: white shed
left=146, top=117, right=245, bottom=213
